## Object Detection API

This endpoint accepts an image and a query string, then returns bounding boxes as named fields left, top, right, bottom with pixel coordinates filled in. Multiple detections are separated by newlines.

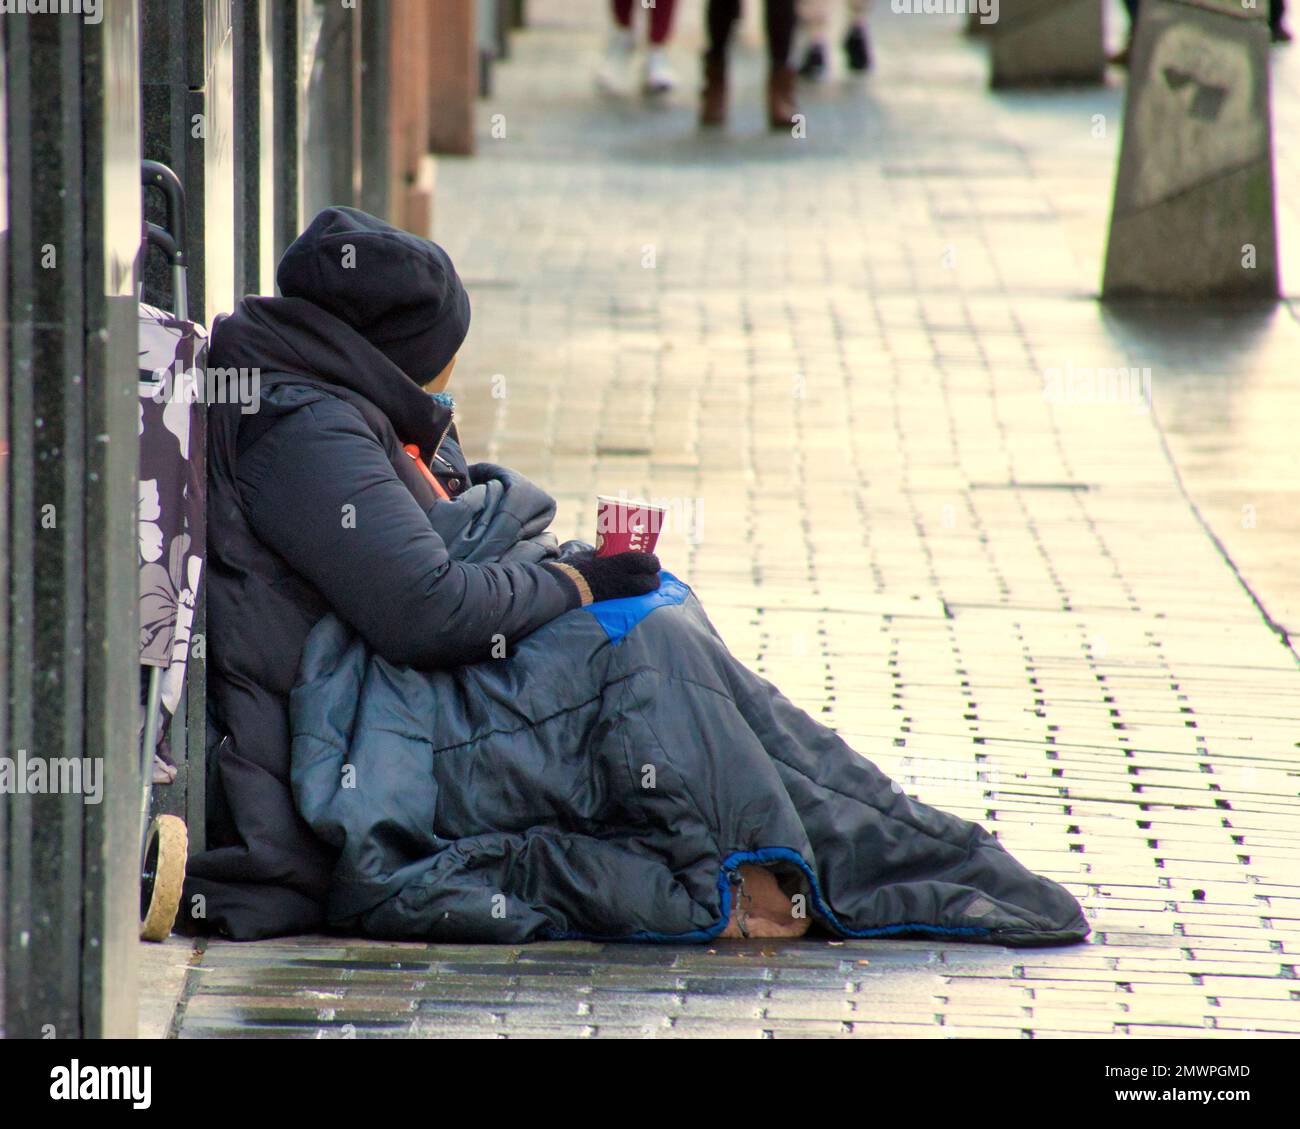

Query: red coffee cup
left=595, top=494, right=666, bottom=558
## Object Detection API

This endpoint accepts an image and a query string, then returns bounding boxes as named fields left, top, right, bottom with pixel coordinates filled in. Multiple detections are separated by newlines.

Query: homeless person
left=184, top=206, right=1089, bottom=949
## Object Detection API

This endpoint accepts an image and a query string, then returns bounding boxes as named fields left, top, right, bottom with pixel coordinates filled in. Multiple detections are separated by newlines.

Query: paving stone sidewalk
left=142, top=2, right=1300, bottom=1038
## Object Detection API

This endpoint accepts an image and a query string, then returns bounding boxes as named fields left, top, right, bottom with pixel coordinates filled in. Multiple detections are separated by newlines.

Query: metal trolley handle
left=141, top=159, right=189, bottom=320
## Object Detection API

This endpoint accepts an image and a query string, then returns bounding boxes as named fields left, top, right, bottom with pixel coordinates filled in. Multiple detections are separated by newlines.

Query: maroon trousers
left=612, top=0, right=678, bottom=45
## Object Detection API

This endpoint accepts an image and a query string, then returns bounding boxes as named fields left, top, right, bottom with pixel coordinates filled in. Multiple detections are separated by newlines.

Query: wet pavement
left=141, top=1, right=1300, bottom=1038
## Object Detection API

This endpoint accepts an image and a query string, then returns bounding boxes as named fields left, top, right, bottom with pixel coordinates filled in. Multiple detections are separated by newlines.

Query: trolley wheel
left=139, top=814, right=188, bottom=942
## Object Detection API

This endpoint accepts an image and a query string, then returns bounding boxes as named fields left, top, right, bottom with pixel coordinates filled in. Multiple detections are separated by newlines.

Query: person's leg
left=801, top=0, right=830, bottom=40
left=766, top=0, right=800, bottom=129
left=721, top=864, right=812, bottom=939
left=797, top=0, right=831, bottom=80
left=598, top=0, right=639, bottom=93
left=766, top=0, right=797, bottom=69
left=706, top=0, right=742, bottom=62
left=1272, top=0, right=1292, bottom=43
left=843, top=0, right=871, bottom=72
left=647, top=0, right=677, bottom=44
left=700, top=0, right=741, bottom=125
left=643, top=0, right=679, bottom=94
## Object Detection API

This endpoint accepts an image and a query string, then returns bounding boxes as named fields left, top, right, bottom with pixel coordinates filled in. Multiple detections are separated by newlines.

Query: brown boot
left=767, top=64, right=799, bottom=132
left=721, top=864, right=811, bottom=939
left=700, top=53, right=727, bottom=128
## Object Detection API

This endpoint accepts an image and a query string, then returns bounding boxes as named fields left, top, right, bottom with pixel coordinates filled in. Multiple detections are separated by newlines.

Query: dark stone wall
left=0, top=0, right=401, bottom=1038
left=1, top=5, right=142, bottom=1038
left=0, top=10, right=9, bottom=1048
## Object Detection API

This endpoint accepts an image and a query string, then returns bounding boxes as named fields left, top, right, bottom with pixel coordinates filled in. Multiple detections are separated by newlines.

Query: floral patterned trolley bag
left=136, top=160, right=207, bottom=941
left=139, top=302, right=206, bottom=757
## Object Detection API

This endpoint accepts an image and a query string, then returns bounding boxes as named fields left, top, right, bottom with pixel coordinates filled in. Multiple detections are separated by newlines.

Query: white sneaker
left=643, top=47, right=677, bottom=97
left=596, top=28, right=637, bottom=96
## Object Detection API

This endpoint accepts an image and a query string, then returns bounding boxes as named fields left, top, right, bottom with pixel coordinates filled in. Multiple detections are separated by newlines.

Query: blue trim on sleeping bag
left=540, top=847, right=992, bottom=944
left=582, top=570, right=690, bottom=645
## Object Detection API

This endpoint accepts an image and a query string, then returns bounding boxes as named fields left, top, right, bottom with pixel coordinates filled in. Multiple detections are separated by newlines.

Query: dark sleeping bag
left=289, top=465, right=1090, bottom=947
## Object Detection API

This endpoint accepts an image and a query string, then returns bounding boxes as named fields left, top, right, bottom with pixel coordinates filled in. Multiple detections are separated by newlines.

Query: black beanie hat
left=276, top=206, right=471, bottom=384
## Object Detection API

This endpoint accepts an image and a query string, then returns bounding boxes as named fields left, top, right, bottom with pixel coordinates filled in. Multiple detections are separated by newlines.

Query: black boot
left=844, top=24, right=871, bottom=72
left=798, top=42, right=827, bottom=81
left=767, top=65, right=799, bottom=131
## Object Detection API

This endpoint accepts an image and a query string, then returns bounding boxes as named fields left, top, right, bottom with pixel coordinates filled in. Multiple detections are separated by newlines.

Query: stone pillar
left=270, top=0, right=302, bottom=264
left=2, top=0, right=143, bottom=1039
left=989, top=0, right=1106, bottom=87
left=233, top=0, right=279, bottom=298
left=496, top=0, right=513, bottom=60
left=359, top=0, right=393, bottom=222
left=1102, top=0, right=1277, bottom=300
left=141, top=0, right=238, bottom=326
left=427, top=0, right=478, bottom=157
left=389, top=0, right=437, bottom=234
left=477, top=0, right=498, bottom=97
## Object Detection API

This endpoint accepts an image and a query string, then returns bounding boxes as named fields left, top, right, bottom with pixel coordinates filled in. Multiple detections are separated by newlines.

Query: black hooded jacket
left=184, top=294, right=577, bottom=939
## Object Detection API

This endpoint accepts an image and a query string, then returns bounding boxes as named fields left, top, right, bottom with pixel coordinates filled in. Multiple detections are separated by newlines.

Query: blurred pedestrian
left=597, top=0, right=680, bottom=97
left=701, top=0, right=800, bottom=130
left=797, top=0, right=872, bottom=80
left=1273, top=0, right=1292, bottom=43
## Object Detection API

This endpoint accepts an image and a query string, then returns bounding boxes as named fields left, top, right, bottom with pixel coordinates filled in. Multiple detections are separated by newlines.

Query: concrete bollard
left=1103, top=0, right=1278, bottom=300
left=989, top=0, right=1106, bottom=87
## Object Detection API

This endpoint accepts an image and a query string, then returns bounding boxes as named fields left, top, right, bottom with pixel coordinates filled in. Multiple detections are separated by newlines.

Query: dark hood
left=208, top=295, right=451, bottom=453
left=275, top=207, right=471, bottom=385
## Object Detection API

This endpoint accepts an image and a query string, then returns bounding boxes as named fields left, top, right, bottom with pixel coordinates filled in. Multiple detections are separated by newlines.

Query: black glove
left=545, top=550, right=661, bottom=608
